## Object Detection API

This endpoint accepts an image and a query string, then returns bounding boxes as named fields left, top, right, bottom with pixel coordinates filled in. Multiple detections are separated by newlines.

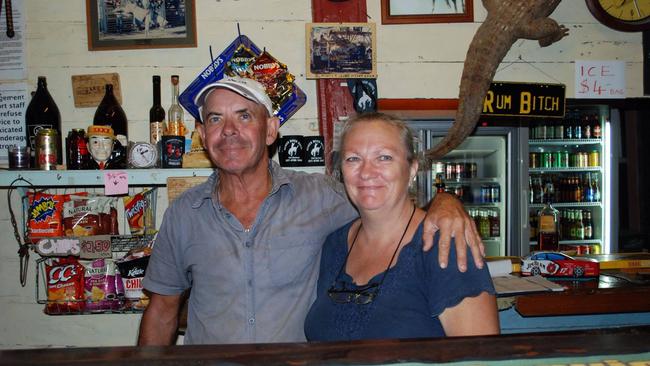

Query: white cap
left=194, top=77, right=274, bottom=120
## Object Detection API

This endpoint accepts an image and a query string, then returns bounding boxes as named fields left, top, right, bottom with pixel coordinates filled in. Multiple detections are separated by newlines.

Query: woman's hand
left=422, top=192, right=485, bottom=271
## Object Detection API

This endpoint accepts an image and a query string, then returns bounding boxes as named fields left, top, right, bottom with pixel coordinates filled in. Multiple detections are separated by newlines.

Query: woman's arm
left=438, top=291, right=500, bottom=336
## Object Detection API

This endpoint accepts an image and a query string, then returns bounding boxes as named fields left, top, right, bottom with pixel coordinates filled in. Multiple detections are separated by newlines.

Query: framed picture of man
left=306, top=22, right=377, bottom=79
left=86, top=0, right=197, bottom=51
left=381, top=0, right=473, bottom=24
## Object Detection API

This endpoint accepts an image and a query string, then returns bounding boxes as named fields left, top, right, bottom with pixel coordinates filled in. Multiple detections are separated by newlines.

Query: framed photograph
left=381, top=0, right=473, bottom=25
left=306, top=22, right=377, bottom=79
left=86, top=0, right=197, bottom=51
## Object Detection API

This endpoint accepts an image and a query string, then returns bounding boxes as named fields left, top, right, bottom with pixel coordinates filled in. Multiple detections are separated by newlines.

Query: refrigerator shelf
left=530, top=167, right=602, bottom=173
left=529, top=139, right=602, bottom=146
left=529, top=202, right=602, bottom=208
left=529, top=239, right=602, bottom=246
left=439, top=177, right=500, bottom=184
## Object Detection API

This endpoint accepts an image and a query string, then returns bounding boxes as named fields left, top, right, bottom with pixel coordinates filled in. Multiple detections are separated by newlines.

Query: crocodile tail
left=425, top=25, right=514, bottom=161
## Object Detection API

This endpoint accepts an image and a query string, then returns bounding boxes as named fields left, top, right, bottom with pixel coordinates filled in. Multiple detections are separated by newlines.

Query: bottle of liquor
left=435, top=173, right=446, bottom=193
left=166, top=75, right=185, bottom=136
left=575, top=210, right=585, bottom=240
left=592, top=114, right=602, bottom=139
left=25, top=76, right=62, bottom=165
left=583, top=210, right=594, bottom=240
left=479, top=210, right=490, bottom=239
left=489, top=210, right=500, bottom=238
left=150, top=75, right=165, bottom=167
left=584, top=173, right=594, bottom=202
left=538, top=200, right=560, bottom=251
left=593, top=174, right=601, bottom=202
left=564, top=111, right=574, bottom=139
left=94, top=84, right=128, bottom=145
left=574, top=113, right=583, bottom=139
left=582, top=114, right=591, bottom=139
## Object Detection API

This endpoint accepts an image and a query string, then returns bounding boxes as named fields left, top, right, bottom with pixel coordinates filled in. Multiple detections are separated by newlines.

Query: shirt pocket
left=267, top=236, right=323, bottom=288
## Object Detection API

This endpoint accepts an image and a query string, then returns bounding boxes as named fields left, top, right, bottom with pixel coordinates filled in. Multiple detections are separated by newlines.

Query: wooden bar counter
left=1, top=326, right=650, bottom=365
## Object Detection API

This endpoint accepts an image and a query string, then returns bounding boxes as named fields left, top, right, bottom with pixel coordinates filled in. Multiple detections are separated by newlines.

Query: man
left=138, top=77, right=484, bottom=345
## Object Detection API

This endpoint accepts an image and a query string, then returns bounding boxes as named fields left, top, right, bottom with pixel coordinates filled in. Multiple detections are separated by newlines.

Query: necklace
left=327, top=205, right=417, bottom=304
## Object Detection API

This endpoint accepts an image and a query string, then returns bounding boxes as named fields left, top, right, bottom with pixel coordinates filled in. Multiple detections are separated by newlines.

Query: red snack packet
left=63, top=195, right=119, bottom=237
left=250, top=50, right=295, bottom=112
left=45, top=257, right=86, bottom=314
left=123, top=192, right=148, bottom=235
left=27, top=192, right=65, bottom=243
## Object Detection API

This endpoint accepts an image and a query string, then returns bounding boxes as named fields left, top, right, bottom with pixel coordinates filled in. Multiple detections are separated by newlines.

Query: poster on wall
left=0, top=0, right=26, bottom=80
left=0, top=83, right=29, bottom=164
left=305, top=22, right=377, bottom=79
left=85, top=0, right=197, bottom=51
left=575, top=60, right=626, bottom=99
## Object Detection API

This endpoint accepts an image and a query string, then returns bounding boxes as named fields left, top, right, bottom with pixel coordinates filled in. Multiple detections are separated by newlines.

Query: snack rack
left=35, top=234, right=155, bottom=315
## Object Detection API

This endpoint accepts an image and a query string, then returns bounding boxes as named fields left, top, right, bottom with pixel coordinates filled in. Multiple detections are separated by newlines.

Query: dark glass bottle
left=150, top=76, right=165, bottom=145
left=94, top=84, right=128, bottom=143
left=25, top=76, right=62, bottom=165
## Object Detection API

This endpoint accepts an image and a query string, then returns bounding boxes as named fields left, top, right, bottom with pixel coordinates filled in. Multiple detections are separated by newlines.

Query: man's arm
left=422, top=192, right=485, bottom=271
left=137, top=292, right=183, bottom=346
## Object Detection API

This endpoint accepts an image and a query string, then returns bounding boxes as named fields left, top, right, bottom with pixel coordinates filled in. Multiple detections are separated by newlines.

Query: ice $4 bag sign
left=179, top=35, right=306, bottom=125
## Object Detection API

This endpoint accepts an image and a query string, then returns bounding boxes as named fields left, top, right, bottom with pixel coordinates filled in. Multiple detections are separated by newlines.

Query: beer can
left=560, top=151, right=569, bottom=168
left=576, top=245, right=590, bottom=255
left=591, top=244, right=601, bottom=254
left=490, top=184, right=500, bottom=203
left=553, top=152, right=562, bottom=168
left=589, top=150, right=600, bottom=167
left=529, top=153, right=540, bottom=168
left=541, top=152, right=552, bottom=168
left=445, top=162, right=456, bottom=180
left=582, top=152, right=589, bottom=167
left=469, top=163, right=478, bottom=178
left=456, top=163, right=465, bottom=180
left=481, top=185, right=491, bottom=203
left=36, top=128, right=58, bottom=170
left=555, top=125, right=564, bottom=140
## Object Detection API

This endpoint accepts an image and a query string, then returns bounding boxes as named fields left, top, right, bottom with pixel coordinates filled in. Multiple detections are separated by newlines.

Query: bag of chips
left=63, top=195, right=119, bottom=237
left=45, top=256, right=86, bottom=314
left=116, top=248, right=152, bottom=311
left=123, top=190, right=155, bottom=235
left=80, top=258, right=122, bottom=312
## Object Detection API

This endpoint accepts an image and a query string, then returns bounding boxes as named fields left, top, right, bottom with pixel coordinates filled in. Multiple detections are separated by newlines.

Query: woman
left=305, top=112, right=499, bottom=341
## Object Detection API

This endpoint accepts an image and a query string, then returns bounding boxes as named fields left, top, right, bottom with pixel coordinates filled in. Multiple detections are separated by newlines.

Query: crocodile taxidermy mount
left=425, top=0, right=569, bottom=161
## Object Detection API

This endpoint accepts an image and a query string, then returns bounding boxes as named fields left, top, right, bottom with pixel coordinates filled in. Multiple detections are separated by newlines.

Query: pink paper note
left=104, top=171, right=129, bottom=195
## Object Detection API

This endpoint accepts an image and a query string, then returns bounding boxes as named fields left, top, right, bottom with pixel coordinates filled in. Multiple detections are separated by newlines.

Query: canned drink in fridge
left=589, top=150, right=600, bottom=167
left=453, top=185, right=464, bottom=199
left=469, top=163, right=478, bottom=178
left=553, top=151, right=562, bottom=168
left=591, top=244, right=601, bottom=254
left=541, top=152, right=552, bottom=168
left=529, top=153, right=540, bottom=168
left=480, top=185, right=491, bottom=203
left=582, top=152, right=589, bottom=167
left=456, top=163, right=465, bottom=180
left=490, top=184, right=500, bottom=203
left=560, top=151, right=569, bottom=168
left=36, top=128, right=58, bottom=170
left=445, top=162, right=456, bottom=180
left=576, top=245, right=591, bottom=255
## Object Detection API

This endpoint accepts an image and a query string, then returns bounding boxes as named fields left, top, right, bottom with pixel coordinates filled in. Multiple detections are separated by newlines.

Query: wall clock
left=586, top=0, right=650, bottom=32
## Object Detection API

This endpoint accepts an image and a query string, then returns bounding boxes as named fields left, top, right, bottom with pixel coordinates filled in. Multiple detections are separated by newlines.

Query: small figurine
left=87, top=125, right=127, bottom=170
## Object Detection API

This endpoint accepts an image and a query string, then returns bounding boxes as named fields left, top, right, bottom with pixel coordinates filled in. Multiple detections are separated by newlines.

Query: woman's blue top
left=304, top=220, right=496, bottom=341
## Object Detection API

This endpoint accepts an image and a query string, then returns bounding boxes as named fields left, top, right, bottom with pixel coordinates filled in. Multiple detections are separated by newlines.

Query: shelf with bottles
left=529, top=108, right=603, bottom=142
left=529, top=172, right=602, bottom=206
left=529, top=202, right=602, bottom=209
left=528, top=241, right=603, bottom=255
left=529, top=139, right=602, bottom=146
left=530, top=167, right=601, bottom=173
left=529, top=206, right=600, bottom=251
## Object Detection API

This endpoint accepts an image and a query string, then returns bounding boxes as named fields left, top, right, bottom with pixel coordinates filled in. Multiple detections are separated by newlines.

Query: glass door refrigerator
left=528, top=102, right=619, bottom=255
left=408, top=119, right=528, bottom=257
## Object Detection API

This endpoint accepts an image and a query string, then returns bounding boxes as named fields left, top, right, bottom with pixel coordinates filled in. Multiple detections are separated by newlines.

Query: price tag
left=104, top=170, right=128, bottom=195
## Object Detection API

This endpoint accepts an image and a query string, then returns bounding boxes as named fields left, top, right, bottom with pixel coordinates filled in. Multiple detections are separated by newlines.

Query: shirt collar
left=190, top=160, right=294, bottom=209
